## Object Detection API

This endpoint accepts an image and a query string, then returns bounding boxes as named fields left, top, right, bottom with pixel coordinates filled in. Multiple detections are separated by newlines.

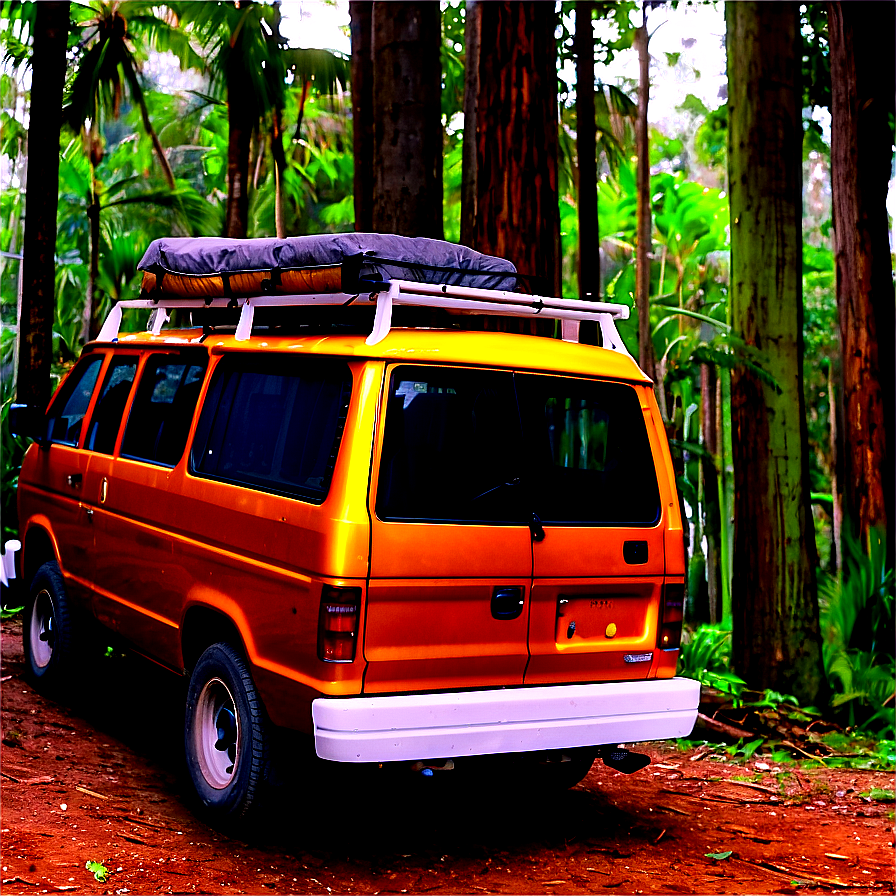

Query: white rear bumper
left=312, top=677, right=700, bottom=763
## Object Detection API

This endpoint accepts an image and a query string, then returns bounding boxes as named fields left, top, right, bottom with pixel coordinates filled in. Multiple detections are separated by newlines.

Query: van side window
left=85, top=357, right=138, bottom=454
left=45, top=356, right=104, bottom=447
left=516, top=376, right=661, bottom=526
left=120, top=355, right=208, bottom=466
left=190, top=356, right=352, bottom=504
left=376, top=366, right=524, bottom=524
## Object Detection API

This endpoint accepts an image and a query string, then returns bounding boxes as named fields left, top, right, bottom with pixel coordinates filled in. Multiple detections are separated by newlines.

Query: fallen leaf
left=705, top=851, right=733, bottom=861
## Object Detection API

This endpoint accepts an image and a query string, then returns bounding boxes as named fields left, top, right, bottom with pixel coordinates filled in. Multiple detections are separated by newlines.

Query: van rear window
left=190, top=356, right=352, bottom=504
left=377, top=366, right=660, bottom=527
left=515, top=375, right=661, bottom=526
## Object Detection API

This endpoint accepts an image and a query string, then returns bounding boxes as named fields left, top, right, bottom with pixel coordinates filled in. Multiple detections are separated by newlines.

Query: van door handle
left=67, top=473, right=82, bottom=488
left=529, top=512, right=545, bottom=542
left=491, top=586, right=525, bottom=620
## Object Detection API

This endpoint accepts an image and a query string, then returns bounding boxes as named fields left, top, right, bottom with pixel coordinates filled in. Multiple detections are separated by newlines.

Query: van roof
left=106, top=327, right=651, bottom=383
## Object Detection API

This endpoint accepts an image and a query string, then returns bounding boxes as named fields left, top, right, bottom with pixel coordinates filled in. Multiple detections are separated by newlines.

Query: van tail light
left=317, top=585, right=361, bottom=663
left=658, top=583, right=684, bottom=650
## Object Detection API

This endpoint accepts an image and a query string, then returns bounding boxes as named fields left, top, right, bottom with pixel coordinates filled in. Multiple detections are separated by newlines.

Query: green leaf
left=861, top=788, right=895, bottom=801
left=85, top=861, right=109, bottom=883
left=705, top=851, right=733, bottom=861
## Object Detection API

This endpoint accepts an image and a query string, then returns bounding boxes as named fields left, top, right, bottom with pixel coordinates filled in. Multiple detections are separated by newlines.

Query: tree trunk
left=726, top=1, right=825, bottom=704
left=576, top=0, right=598, bottom=300
left=370, top=2, right=443, bottom=238
left=349, top=0, right=374, bottom=233
left=576, top=0, right=601, bottom=346
left=701, top=362, right=722, bottom=623
left=472, top=1, right=561, bottom=298
left=635, top=17, right=656, bottom=384
left=81, top=172, right=101, bottom=343
left=828, top=1, right=895, bottom=562
left=271, top=105, right=287, bottom=238
left=459, top=0, right=481, bottom=249
left=224, top=38, right=254, bottom=239
left=17, top=0, right=69, bottom=410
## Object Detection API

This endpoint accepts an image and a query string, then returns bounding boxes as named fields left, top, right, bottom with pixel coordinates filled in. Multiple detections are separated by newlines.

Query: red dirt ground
left=1, top=617, right=894, bottom=896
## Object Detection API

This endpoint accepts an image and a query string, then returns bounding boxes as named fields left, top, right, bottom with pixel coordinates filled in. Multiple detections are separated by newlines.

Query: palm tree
left=174, top=1, right=348, bottom=239
left=13, top=0, right=70, bottom=411
left=65, top=1, right=203, bottom=191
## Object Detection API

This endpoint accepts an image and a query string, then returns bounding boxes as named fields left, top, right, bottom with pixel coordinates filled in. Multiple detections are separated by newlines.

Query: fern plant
left=819, top=526, right=895, bottom=737
left=677, top=623, right=746, bottom=697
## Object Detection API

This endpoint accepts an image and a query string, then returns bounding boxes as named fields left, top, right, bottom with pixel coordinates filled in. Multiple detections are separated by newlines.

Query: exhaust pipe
left=599, top=746, right=651, bottom=774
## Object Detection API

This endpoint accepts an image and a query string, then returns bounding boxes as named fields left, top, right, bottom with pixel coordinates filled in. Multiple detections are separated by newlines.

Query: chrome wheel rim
left=194, top=677, right=240, bottom=789
left=29, top=589, right=56, bottom=669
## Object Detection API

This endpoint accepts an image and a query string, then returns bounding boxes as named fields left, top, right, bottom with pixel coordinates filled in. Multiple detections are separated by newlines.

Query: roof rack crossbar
left=95, top=281, right=633, bottom=357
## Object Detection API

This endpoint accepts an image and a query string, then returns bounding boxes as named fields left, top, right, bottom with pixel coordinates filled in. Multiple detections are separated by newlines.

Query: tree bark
left=701, top=362, right=722, bottom=623
left=459, top=0, right=481, bottom=249
left=17, top=0, right=69, bottom=410
left=472, top=1, right=561, bottom=298
left=828, top=1, right=895, bottom=561
left=271, top=105, right=287, bottom=238
left=82, top=171, right=101, bottom=343
left=726, top=2, right=825, bottom=704
left=635, top=17, right=656, bottom=384
left=576, top=0, right=598, bottom=301
left=371, top=2, right=443, bottom=238
left=224, top=32, right=254, bottom=239
left=349, top=0, right=374, bottom=233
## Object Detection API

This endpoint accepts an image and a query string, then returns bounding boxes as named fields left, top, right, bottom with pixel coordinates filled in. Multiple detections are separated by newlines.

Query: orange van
left=12, top=234, right=699, bottom=824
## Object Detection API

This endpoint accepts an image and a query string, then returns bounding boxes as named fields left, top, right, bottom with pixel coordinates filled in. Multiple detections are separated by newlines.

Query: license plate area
left=555, top=584, right=654, bottom=645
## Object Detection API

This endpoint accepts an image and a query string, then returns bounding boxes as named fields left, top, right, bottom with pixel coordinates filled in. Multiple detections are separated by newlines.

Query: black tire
left=184, top=642, right=270, bottom=824
left=23, top=561, right=77, bottom=690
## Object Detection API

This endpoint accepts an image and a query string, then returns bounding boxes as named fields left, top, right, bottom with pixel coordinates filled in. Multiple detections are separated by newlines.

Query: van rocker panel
left=312, top=677, right=700, bottom=762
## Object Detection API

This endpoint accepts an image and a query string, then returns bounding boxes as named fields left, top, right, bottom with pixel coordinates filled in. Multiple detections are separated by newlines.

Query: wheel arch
left=181, top=604, right=248, bottom=675
left=22, top=521, right=60, bottom=589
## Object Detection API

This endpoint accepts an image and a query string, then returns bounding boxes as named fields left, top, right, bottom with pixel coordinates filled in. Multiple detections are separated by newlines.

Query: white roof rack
left=96, top=280, right=632, bottom=356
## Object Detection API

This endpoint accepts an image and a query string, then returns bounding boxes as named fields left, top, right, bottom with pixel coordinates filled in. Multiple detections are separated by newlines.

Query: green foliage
left=693, top=102, right=727, bottom=173
left=1, top=325, right=26, bottom=542
left=677, top=624, right=746, bottom=696
left=819, top=526, right=895, bottom=737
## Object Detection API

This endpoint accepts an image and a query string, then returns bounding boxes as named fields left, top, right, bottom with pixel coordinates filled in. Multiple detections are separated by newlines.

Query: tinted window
left=46, top=356, right=104, bottom=446
left=120, top=354, right=208, bottom=466
left=516, top=375, right=660, bottom=525
left=191, top=356, right=352, bottom=503
left=85, top=357, right=138, bottom=454
left=376, top=366, right=524, bottom=523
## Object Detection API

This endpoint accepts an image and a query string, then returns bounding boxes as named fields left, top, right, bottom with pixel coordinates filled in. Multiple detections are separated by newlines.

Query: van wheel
left=184, top=643, right=269, bottom=823
left=23, top=561, right=76, bottom=690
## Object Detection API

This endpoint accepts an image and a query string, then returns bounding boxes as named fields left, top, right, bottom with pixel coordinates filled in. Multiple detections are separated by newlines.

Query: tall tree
left=64, top=1, right=203, bottom=192
left=469, top=1, right=560, bottom=297
left=349, top=0, right=374, bottom=232
left=726, top=2, right=825, bottom=704
left=576, top=0, right=598, bottom=301
left=370, top=2, right=442, bottom=237
left=634, top=7, right=656, bottom=382
left=16, top=0, right=69, bottom=411
left=459, top=0, right=481, bottom=248
left=827, top=1, right=895, bottom=561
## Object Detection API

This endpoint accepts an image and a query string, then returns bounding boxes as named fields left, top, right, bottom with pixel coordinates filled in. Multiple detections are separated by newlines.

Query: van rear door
left=365, top=365, right=531, bottom=694
left=516, top=375, right=667, bottom=685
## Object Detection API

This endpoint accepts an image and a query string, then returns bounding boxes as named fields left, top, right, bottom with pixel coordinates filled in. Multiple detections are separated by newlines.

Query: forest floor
left=1, top=617, right=894, bottom=896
